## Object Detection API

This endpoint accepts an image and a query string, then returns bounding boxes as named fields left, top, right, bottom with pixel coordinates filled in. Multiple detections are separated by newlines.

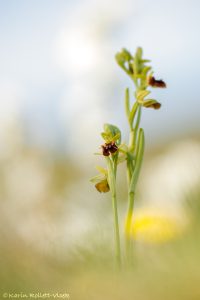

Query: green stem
left=106, top=157, right=121, bottom=268
left=125, top=190, right=135, bottom=260
left=127, top=158, right=133, bottom=186
left=125, top=129, right=145, bottom=256
left=112, top=188, right=121, bottom=267
left=125, top=106, right=144, bottom=261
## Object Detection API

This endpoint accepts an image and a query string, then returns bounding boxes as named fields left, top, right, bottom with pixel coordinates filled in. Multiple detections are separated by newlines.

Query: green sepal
left=117, top=154, right=127, bottom=164
left=134, top=47, right=143, bottom=74
left=141, top=59, right=151, bottom=63
left=95, top=165, right=107, bottom=175
left=103, top=124, right=121, bottom=144
left=141, top=66, right=152, bottom=77
left=135, top=47, right=143, bottom=61
left=90, top=174, right=105, bottom=183
left=101, top=131, right=121, bottom=143
left=115, top=48, right=132, bottom=66
left=136, top=90, right=150, bottom=101
left=121, top=48, right=132, bottom=61
left=101, top=132, right=112, bottom=143
left=118, top=143, right=129, bottom=153
left=129, top=102, right=139, bottom=128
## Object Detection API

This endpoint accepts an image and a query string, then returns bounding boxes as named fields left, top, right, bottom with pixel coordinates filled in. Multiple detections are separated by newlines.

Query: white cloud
left=54, top=0, right=136, bottom=155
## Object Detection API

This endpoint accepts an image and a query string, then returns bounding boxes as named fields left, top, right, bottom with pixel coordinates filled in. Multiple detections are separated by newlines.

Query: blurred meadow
left=0, top=0, right=200, bottom=299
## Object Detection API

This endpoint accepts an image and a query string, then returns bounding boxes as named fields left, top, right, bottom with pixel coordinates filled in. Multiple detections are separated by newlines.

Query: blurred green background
left=0, top=0, right=200, bottom=299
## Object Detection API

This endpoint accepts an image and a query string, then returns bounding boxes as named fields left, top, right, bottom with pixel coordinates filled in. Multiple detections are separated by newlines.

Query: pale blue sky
left=0, top=0, right=199, bottom=154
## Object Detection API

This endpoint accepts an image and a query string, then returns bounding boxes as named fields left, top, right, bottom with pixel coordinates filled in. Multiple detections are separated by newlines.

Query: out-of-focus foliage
left=1, top=189, right=200, bottom=299
left=0, top=128, right=200, bottom=299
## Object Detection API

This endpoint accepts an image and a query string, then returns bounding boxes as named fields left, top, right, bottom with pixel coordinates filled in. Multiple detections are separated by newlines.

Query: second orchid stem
left=106, top=156, right=121, bottom=268
left=125, top=96, right=145, bottom=260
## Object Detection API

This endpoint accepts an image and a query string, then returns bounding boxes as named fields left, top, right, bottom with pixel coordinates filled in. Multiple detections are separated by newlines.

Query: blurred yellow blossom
left=129, top=211, right=184, bottom=244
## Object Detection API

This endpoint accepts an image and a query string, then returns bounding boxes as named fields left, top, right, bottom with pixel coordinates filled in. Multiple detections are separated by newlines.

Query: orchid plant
left=91, top=47, right=166, bottom=267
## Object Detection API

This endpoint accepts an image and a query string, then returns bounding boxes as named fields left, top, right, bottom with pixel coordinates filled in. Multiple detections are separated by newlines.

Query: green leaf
left=125, top=88, right=130, bottom=119
left=129, top=102, right=139, bottom=128
left=129, top=128, right=145, bottom=193
left=133, top=106, right=142, bottom=142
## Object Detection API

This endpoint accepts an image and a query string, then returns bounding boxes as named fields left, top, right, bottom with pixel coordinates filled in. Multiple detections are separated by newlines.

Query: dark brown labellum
left=109, top=142, right=118, bottom=153
left=101, top=141, right=118, bottom=156
left=102, top=147, right=110, bottom=156
left=148, top=76, right=166, bottom=88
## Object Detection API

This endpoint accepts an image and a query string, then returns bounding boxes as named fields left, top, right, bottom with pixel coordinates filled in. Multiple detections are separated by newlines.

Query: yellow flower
left=128, top=211, right=183, bottom=244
